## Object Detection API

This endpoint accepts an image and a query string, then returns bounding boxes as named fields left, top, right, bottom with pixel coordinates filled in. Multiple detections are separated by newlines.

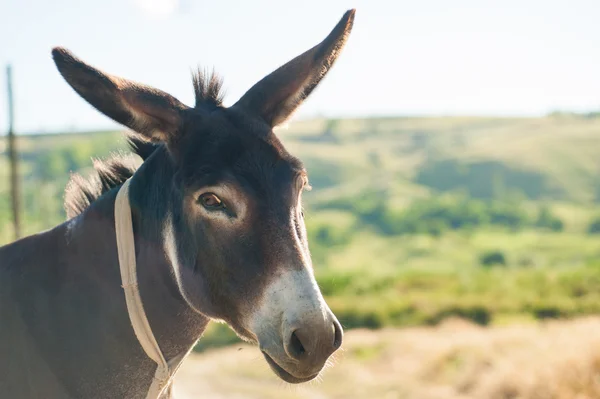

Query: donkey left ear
left=233, top=9, right=355, bottom=128
left=52, top=47, right=188, bottom=143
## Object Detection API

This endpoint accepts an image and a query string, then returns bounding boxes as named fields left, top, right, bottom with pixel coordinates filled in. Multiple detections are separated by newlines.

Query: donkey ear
left=233, top=9, right=355, bottom=127
left=52, top=47, right=188, bottom=142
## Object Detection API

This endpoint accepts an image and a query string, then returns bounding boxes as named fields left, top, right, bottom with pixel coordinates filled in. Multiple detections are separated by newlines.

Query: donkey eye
left=199, top=193, right=224, bottom=210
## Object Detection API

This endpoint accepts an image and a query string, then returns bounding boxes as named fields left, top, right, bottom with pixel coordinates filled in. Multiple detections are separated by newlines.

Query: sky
left=0, top=0, right=599, bottom=133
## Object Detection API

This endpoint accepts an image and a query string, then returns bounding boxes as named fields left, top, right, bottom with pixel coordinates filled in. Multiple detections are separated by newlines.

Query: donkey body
left=0, top=10, right=355, bottom=399
left=0, top=148, right=203, bottom=398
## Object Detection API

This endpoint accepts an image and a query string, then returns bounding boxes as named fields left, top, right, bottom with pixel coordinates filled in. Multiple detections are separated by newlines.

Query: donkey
left=0, top=9, right=355, bottom=399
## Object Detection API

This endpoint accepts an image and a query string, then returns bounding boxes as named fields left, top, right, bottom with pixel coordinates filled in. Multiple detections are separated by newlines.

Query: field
left=2, top=114, right=600, bottom=397
left=175, top=317, right=600, bottom=399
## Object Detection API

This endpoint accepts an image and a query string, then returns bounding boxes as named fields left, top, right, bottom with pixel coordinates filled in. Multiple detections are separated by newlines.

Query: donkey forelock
left=192, top=69, right=225, bottom=110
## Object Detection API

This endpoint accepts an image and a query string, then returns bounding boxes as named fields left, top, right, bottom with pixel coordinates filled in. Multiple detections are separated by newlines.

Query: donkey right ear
left=52, top=47, right=188, bottom=143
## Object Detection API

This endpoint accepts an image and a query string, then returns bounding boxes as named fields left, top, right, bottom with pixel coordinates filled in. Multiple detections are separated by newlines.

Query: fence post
left=7, top=65, right=21, bottom=240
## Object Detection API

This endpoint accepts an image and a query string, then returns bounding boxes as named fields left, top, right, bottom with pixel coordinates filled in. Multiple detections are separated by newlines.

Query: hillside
left=2, top=115, right=600, bottom=341
left=278, top=115, right=600, bottom=205
left=3, top=115, right=600, bottom=225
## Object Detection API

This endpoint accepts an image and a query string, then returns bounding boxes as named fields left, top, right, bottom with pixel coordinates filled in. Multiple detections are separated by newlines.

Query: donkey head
left=52, top=10, right=355, bottom=383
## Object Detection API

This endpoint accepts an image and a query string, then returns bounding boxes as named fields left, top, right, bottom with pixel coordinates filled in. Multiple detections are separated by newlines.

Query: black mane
left=64, top=138, right=158, bottom=219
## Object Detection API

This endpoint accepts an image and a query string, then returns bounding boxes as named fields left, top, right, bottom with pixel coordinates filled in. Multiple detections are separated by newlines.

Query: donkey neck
left=58, top=148, right=209, bottom=395
left=113, top=147, right=209, bottom=360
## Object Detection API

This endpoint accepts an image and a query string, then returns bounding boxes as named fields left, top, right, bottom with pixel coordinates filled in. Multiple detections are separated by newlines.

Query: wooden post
left=6, top=65, right=21, bottom=240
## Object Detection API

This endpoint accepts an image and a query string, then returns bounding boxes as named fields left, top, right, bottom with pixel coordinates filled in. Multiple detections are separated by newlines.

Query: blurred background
left=2, top=1, right=600, bottom=398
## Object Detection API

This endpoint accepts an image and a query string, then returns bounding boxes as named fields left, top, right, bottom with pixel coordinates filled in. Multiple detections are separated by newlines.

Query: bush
left=588, top=218, right=600, bottom=234
left=532, top=306, right=563, bottom=319
left=318, top=192, right=545, bottom=237
left=536, top=206, right=564, bottom=232
left=426, top=305, right=492, bottom=326
left=480, top=250, right=507, bottom=267
left=487, top=201, right=529, bottom=230
left=335, top=308, right=389, bottom=329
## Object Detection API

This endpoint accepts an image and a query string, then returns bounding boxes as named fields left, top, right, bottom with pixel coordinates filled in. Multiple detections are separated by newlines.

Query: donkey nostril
left=289, top=330, right=306, bottom=359
left=333, top=321, right=343, bottom=350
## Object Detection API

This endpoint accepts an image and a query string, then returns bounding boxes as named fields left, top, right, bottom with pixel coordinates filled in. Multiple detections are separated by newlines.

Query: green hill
left=3, top=115, right=600, bottom=347
left=278, top=115, right=600, bottom=204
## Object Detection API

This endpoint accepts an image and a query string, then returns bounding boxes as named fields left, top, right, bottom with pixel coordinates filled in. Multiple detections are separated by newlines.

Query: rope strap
left=115, top=179, right=172, bottom=399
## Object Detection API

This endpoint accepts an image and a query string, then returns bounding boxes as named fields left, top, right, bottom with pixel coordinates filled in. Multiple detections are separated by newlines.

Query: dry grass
left=174, top=317, right=600, bottom=399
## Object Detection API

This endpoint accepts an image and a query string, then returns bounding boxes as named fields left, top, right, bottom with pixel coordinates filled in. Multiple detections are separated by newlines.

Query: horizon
left=9, top=112, right=588, bottom=137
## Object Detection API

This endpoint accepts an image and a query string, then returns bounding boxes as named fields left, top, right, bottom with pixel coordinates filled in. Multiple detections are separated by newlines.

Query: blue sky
left=1, top=0, right=599, bottom=133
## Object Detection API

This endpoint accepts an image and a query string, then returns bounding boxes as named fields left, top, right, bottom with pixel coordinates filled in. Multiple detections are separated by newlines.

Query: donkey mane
left=64, top=138, right=158, bottom=219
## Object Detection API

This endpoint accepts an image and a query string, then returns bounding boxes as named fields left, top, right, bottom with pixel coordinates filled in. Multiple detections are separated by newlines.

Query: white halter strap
left=115, top=178, right=184, bottom=398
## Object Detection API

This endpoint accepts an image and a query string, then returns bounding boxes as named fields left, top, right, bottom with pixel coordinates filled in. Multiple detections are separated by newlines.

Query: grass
left=315, top=229, right=600, bottom=329
left=194, top=228, right=600, bottom=352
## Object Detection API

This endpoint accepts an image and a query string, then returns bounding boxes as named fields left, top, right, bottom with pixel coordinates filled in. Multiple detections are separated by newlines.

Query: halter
left=115, top=179, right=187, bottom=398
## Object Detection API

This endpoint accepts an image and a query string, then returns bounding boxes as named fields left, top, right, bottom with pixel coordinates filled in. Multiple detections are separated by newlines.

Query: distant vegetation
left=2, top=115, right=600, bottom=351
left=587, top=217, right=600, bottom=234
left=314, top=192, right=564, bottom=237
